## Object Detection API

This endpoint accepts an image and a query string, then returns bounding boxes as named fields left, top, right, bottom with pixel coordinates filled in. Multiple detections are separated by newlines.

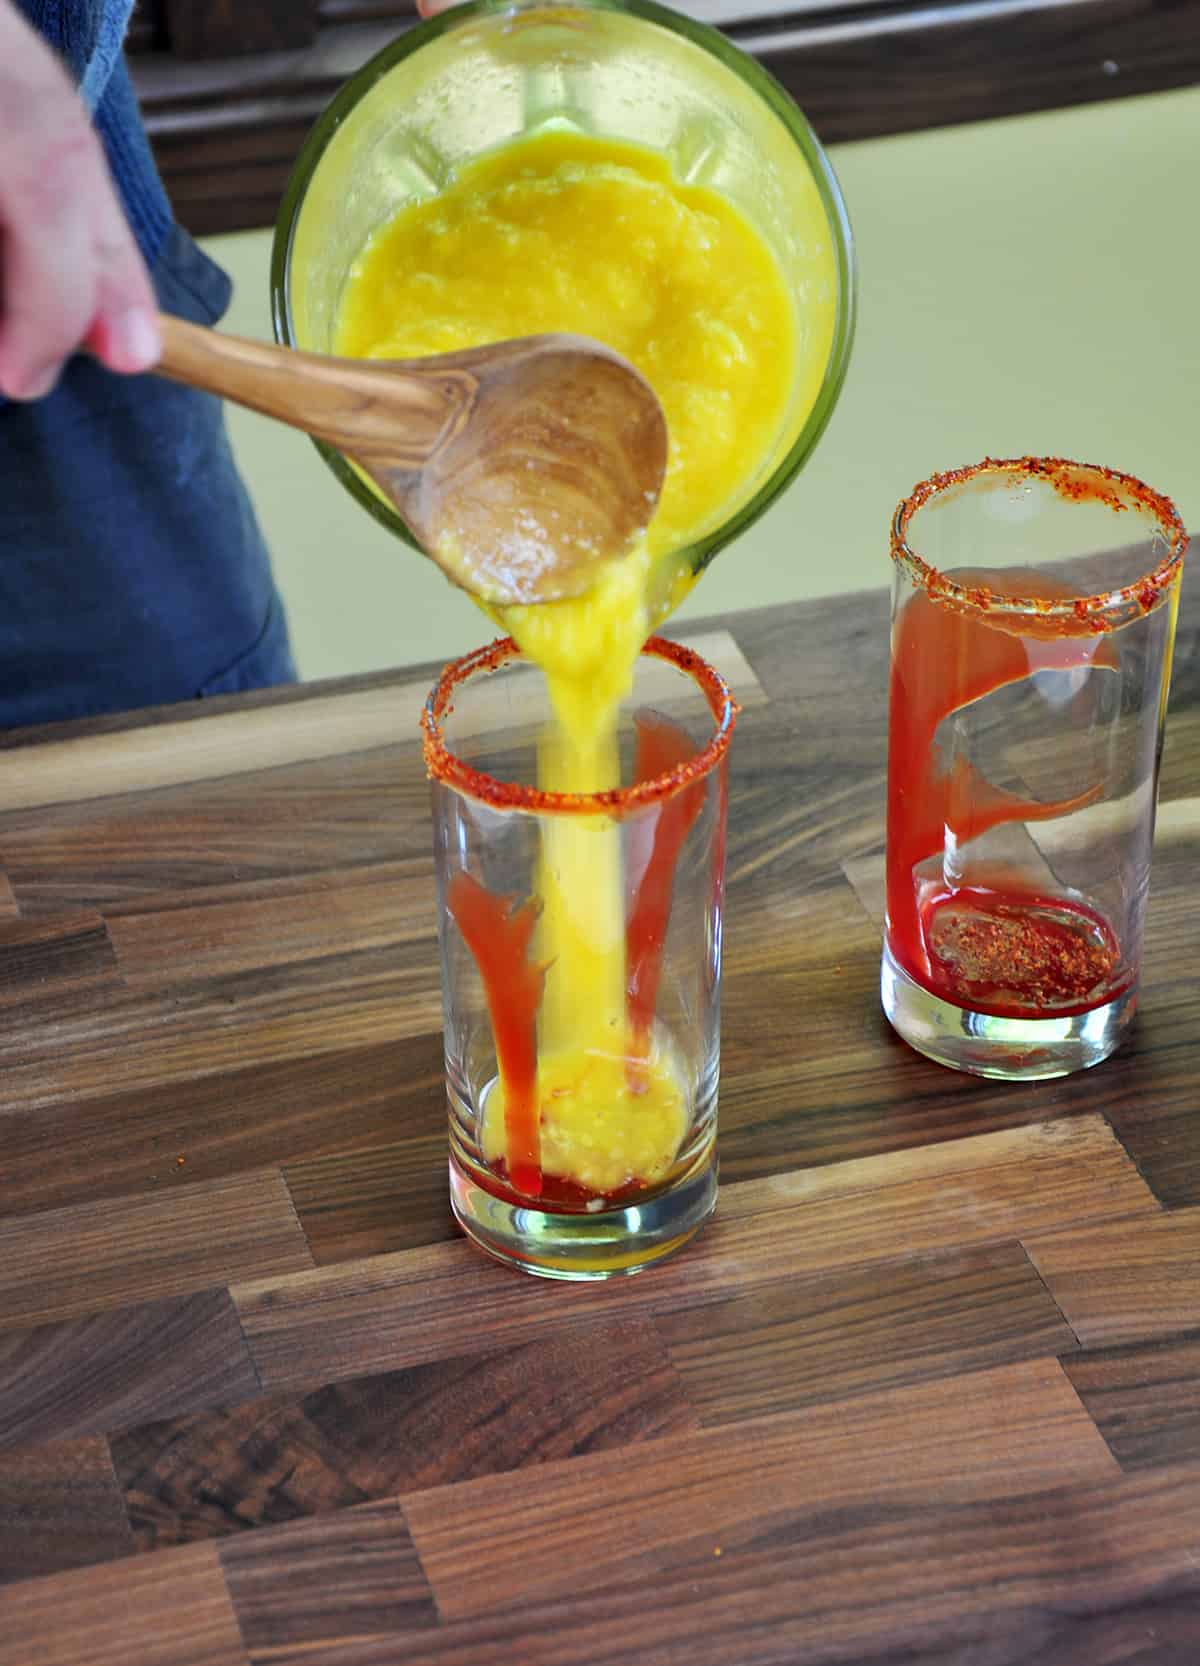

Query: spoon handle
left=154, top=313, right=468, bottom=464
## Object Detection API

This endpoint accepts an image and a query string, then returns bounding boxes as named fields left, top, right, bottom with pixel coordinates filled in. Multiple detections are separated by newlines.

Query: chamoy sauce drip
left=445, top=871, right=544, bottom=1197
left=886, top=571, right=1128, bottom=1020
left=347, top=132, right=831, bottom=1205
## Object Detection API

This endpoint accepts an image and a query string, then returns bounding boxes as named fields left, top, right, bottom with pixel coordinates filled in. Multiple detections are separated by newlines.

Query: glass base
left=880, top=941, right=1136, bottom=1080
left=449, top=1148, right=717, bottom=1280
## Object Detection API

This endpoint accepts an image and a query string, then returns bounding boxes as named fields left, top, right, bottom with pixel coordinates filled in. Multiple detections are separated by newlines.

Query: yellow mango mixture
left=336, top=131, right=831, bottom=1197
left=335, top=131, right=800, bottom=568
left=483, top=1044, right=689, bottom=1198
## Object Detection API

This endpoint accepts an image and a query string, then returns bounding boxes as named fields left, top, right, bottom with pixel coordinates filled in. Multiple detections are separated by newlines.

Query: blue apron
left=2, top=10, right=296, bottom=727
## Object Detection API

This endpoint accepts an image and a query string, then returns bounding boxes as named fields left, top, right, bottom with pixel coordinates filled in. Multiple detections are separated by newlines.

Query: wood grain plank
left=0, top=629, right=759, bottom=816
left=115, top=1394, right=375, bottom=1551
left=1081, top=1036, right=1200, bottom=1210
left=113, top=1320, right=694, bottom=1549
left=347, top=1470, right=1200, bottom=1666
left=1154, top=795, right=1200, bottom=846
left=1027, top=1209, right=1200, bottom=1346
left=0, top=1038, right=443, bottom=1222
left=0, top=1289, right=260, bottom=1452
left=722, top=729, right=885, bottom=894
left=402, top=1358, right=1117, bottom=1622
left=106, top=867, right=435, bottom=987
left=31, top=1470, right=1200, bottom=1666
left=0, top=1540, right=247, bottom=1666
left=237, top=1116, right=1154, bottom=1395
left=715, top=1111, right=1156, bottom=1233
left=0, top=912, right=125, bottom=1022
left=1087, top=882, right=1200, bottom=1205
left=218, top=1500, right=436, bottom=1652
left=0, top=1438, right=133, bottom=1589
left=0, top=655, right=416, bottom=753
left=283, top=1132, right=454, bottom=1264
left=0, top=1172, right=313, bottom=1334
left=0, top=684, right=413, bottom=815
left=1161, top=740, right=1200, bottom=821
left=730, top=588, right=890, bottom=737
left=0, top=952, right=441, bottom=1113
left=0, top=752, right=425, bottom=915
left=722, top=865, right=880, bottom=971
left=1065, top=1333, right=1200, bottom=1472
left=99, top=859, right=423, bottom=921
left=659, top=1241, right=1078, bottom=1424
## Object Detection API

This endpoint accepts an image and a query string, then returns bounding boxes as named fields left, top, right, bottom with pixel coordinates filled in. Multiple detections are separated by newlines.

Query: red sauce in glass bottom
left=886, top=572, right=1127, bottom=1020
left=917, top=885, right=1129, bottom=1019
left=468, top=1158, right=659, bottom=1214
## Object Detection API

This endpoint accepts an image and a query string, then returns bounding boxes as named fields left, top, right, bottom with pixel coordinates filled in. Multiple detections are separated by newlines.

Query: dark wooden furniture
left=0, top=569, right=1198, bottom=1663
left=127, top=0, right=1200, bottom=235
left=160, top=0, right=319, bottom=60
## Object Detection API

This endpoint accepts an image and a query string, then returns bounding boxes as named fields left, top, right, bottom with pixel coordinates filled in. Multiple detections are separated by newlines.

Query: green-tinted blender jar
left=271, top=0, right=855, bottom=577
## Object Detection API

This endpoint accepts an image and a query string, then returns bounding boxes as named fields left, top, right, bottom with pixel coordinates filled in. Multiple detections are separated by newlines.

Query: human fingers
left=0, top=0, right=158, bottom=398
left=81, top=188, right=161, bottom=374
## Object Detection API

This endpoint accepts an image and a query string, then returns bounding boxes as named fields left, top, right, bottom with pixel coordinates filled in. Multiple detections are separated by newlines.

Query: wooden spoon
left=154, top=313, right=668, bottom=607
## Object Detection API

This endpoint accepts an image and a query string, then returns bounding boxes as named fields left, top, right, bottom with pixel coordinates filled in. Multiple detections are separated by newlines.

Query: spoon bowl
left=154, top=314, right=668, bottom=606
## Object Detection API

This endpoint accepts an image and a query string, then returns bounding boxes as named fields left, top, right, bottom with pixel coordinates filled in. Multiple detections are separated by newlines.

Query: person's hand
left=0, top=0, right=161, bottom=400
left=416, top=0, right=462, bottom=15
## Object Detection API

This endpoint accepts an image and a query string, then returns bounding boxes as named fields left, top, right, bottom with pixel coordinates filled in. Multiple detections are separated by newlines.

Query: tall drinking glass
left=423, top=637, right=736, bottom=1278
left=882, top=457, right=1187, bottom=1080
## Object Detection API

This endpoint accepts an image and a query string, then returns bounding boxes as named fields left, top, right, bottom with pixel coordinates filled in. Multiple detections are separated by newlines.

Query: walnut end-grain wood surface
left=2, top=576, right=1199, bottom=1665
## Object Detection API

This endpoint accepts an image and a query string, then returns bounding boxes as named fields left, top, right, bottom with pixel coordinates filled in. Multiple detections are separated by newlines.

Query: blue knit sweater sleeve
left=15, top=0, right=171, bottom=265
left=16, top=0, right=133, bottom=107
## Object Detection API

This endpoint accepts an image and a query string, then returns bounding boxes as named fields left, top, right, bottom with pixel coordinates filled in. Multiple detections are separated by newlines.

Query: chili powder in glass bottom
left=912, top=887, right=1132, bottom=1021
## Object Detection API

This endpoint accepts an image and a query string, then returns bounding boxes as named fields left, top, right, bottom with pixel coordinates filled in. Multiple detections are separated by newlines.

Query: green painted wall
left=204, top=85, right=1199, bottom=681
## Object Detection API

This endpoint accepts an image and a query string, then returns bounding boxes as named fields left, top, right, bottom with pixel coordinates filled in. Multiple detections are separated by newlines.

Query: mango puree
left=335, top=132, right=832, bottom=1197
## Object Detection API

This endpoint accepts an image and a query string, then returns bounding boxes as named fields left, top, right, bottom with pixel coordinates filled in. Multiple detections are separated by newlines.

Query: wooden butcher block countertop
left=1, top=573, right=1199, bottom=1666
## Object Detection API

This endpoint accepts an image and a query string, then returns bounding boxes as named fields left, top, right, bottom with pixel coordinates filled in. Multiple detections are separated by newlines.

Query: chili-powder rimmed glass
left=422, top=636, right=737, bottom=1278
left=882, top=456, right=1188, bottom=1080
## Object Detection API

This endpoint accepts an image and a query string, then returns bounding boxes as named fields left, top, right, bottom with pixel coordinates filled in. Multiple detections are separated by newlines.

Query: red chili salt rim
left=421, top=634, right=738, bottom=815
left=892, top=456, right=1188, bottom=634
